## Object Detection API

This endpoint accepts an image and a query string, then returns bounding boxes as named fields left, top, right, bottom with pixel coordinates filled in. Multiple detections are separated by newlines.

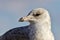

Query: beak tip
left=18, top=17, right=24, bottom=22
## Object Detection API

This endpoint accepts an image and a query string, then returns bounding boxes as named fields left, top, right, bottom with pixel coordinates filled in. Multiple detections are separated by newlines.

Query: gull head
left=19, top=8, right=50, bottom=24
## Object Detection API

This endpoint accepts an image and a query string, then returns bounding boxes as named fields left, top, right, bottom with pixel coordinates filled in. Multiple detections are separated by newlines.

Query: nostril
left=19, top=17, right=24, bottom=22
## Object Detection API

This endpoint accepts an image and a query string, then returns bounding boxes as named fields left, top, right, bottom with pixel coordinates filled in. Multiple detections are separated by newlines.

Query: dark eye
left=33, top=14, right=41, bottom=16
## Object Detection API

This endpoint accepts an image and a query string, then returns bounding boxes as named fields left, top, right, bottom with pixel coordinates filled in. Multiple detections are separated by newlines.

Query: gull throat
left=28, top=19, right=54, bottom=40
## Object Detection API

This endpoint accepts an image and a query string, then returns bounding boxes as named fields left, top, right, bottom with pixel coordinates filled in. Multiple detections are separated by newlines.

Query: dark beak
left=18, top=17, right=24, bottom=22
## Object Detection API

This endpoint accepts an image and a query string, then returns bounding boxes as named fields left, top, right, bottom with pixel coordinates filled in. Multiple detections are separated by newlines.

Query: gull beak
left=18, top=15, right=33, bottom=22
left=19, top=17, right=24, bottom=22
left=18, top=16, right=29, bottom=22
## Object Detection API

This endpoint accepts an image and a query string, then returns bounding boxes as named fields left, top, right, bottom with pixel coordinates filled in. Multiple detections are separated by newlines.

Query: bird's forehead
left=28, top=11, right=32, bottom=15
left=28, top=8, right=46, bottom=15
left=28, top=10, right=38, bottom=15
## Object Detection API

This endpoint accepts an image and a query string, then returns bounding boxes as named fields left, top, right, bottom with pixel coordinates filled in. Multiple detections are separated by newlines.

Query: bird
left=0, top=8, right=54, bottom=40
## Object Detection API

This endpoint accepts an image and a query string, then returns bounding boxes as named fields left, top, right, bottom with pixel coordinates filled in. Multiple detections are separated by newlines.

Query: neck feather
left=28, top=19, right=54, bottom=40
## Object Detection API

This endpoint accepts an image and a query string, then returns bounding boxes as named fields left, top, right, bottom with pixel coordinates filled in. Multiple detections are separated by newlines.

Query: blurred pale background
left=0, top=0, right=60, bottom=40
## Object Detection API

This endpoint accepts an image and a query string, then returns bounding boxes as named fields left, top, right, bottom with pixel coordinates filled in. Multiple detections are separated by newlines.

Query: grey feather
left=0, top=26, right=29, bottom=40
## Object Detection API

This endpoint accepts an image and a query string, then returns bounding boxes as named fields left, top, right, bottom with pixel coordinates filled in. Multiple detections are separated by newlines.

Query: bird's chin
left=28, top=21, right=35, bottom=24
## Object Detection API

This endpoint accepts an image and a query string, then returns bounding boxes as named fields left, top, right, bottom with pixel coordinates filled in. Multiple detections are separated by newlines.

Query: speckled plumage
left=0, top=26, right=29, bottom=40
left=0, top=8, right=54, bottom=40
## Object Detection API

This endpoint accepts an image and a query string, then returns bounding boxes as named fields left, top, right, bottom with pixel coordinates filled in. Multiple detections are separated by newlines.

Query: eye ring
left=35, top=14, right=40, bottom=16
left=33, top=13, right=41, bottom=16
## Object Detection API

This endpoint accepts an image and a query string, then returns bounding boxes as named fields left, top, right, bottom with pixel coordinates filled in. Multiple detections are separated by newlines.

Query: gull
left=0, top=8, right=54, bottom=40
